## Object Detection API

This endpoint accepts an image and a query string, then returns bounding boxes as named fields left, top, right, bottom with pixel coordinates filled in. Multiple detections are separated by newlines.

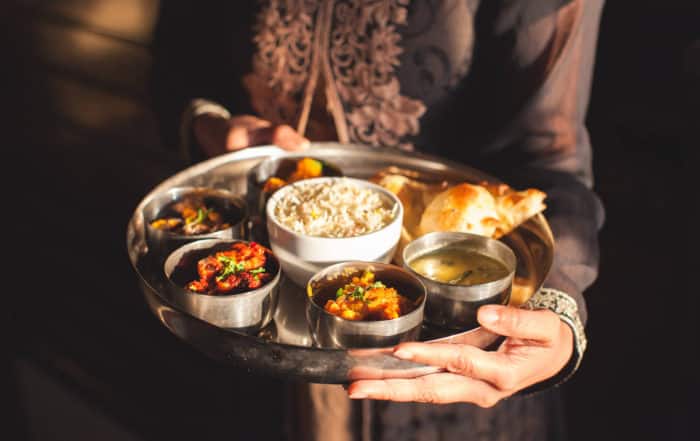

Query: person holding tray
left=150, top=1, right=605, bottom=440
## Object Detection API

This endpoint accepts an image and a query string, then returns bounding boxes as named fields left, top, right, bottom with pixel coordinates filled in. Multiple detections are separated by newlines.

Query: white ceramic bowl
left=265, top=177, right=403, bottom=287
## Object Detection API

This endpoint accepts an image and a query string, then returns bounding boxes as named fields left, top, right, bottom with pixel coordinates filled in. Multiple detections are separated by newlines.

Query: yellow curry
left=324, top=270, right=414, bottom=321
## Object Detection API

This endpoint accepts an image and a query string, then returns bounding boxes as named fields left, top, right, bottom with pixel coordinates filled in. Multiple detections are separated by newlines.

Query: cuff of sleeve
left=179, top=98, right=231, bottom=164
left=517, top=287, right=587, bottom=396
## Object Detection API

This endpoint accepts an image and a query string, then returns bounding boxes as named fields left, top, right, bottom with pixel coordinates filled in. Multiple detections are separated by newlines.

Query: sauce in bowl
left=408, top=243, right=510, bottom=286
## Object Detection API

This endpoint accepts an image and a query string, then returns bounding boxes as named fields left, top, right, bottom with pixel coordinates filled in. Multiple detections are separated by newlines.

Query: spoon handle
left=448, top=270, right=472, bottom=284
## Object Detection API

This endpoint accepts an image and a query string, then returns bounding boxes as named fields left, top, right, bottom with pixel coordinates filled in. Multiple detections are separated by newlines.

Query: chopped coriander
left=216, top=255, right=235, bottom=265
left=216, top=255, right=246, bottom=281
left=336, top=287, right=344, bottom=298
left=351, top=286, right=365, bottom=300
left=249, top=267, right=266, bottom=275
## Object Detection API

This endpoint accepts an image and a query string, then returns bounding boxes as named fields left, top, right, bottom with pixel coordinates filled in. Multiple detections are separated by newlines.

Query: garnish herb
left=351, top=286, right=365, bottom=300
left=250, top=267, right=266, bottom=281
left=187, top=208, right=210, bottom=226
left=335, top=281, right=383, bottom=301
left=216, top=255, right=246, bottom=281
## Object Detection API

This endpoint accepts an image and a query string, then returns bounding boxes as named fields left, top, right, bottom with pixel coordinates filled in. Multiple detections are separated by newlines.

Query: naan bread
left=478, top=181, right=547, bottom=238
left=419, top=183, right=501, bottom=238
left=370, top=173, right=447, bottom=265
left=372, top=170, right=546, bottom=264
left=420, top=181, right=546, bottom=239
left=371, top=174, right=446, bottom=237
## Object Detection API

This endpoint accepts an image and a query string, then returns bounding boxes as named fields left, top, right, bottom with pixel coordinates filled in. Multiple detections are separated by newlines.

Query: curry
left=150, top=196, right=232, bottom=236
left=323, top=270, right=416, bottom=321
left=408, top=245, right=510, bottom=286
left=182, top=242, right=274, bottom=295
left=263, top=157, right=324, bottom=193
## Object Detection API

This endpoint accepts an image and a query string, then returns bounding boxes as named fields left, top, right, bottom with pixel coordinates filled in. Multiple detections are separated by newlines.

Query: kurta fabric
left=150, top=1, right=605, bottom=440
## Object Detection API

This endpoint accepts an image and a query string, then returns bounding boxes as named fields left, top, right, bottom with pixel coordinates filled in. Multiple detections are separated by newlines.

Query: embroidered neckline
left=246, top=0, right=426, bottom=150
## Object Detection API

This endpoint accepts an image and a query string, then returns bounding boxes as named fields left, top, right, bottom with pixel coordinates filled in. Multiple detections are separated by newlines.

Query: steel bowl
left=265, top=177, right=403, bottom=287
left=306, top=261, right=426, bottom=349
left=143, top=186, right=247, bottom=263
left=246, top=154, right=343, bottom=240
left=402, top=232, right=516, bottom=331
left=162, top=239, right=280, bottom=333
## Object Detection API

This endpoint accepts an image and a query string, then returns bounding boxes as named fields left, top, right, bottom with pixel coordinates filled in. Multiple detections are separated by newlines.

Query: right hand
left=193, top=113, right=310, bottom=158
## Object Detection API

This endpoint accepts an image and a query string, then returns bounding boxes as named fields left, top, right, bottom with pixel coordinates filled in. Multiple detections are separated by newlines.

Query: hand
left=193, top=113, right=310, bottom=158
left=347, top=305, right=573, bottom=407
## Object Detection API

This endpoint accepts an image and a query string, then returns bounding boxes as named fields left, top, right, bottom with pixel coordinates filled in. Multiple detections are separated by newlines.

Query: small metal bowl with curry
left=143, top=187, right=247, bottom=263
left=306, top=262, right=427, bottom=349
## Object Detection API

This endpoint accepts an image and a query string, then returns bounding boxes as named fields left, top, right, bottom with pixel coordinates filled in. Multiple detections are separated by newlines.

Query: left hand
left=347, top=304, right=573, bottom=407
left=193, top=113, right=310, bottom=158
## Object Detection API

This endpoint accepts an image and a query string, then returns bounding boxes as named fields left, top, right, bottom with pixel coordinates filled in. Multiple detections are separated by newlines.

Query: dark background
left=5, top=0, right=696, bottom=440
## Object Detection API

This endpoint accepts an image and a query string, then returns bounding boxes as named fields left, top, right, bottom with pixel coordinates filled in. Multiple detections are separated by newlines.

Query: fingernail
left=349, top=391, right=367, bottom=399
left=393, top=348, right=413, bottom=360
left=479, top=306, right=499, bottom=324
left=299, top=139, right=311, bottom=149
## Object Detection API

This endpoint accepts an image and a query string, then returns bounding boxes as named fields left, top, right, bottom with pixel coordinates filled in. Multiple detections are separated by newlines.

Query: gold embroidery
left=330, top=0, right=426, bottom=150
left=246, top=0, right=427, bottom=150
left=246, top=0, right=319, bottom=125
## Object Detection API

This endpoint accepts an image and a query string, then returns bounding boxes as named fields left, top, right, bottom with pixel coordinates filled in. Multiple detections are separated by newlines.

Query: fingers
left=272, top=125, right=310, bottom=151
left=227, top=125, right=255, bottom=150
left=238, top=124, right=310, bottom=151
left=223, top=115, right=270, bottom=151
left=392, top=343, right=511, bottom=389
left=228, top=115, right=272, bottom=130
left=477, top=305, right=561, bottom=343
left=358, top=307, right=569, bottom=405
left=198, top=114, right=311, bottom=155
left=268, top=125, right=310, bottom=151
left=347, top=373, right=502, bottom=407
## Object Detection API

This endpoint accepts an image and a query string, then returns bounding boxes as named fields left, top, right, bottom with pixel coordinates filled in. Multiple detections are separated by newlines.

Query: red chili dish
left=184, top=242, right=275, bottom=295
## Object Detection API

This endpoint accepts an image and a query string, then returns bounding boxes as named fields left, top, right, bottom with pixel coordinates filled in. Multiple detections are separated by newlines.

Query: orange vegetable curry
left=262, top=157, right=324, bottom=193
left=324, top=271, right=415, bottom=321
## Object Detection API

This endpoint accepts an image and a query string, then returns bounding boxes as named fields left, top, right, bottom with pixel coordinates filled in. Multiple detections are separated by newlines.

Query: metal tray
left=127, top=143, right=554, bottom=383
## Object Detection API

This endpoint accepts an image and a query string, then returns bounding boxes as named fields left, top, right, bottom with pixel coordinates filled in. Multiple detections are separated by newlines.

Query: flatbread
left=419, top=183, right=502, bottom=238
left=370, top=173, right=447, bottom=237
left=369, top=172, right=447, bottom=265
left=372, top=171, right=546, bottom=264
left=477, top=181, right=547, bottom=239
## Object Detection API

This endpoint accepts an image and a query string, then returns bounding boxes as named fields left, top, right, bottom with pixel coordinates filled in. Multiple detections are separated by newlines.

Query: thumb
left=477, top=305, right=560, bottom=342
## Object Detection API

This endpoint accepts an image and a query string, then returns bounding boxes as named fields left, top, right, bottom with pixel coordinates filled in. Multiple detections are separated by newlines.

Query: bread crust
left=372, top=170, right=547, bottom=264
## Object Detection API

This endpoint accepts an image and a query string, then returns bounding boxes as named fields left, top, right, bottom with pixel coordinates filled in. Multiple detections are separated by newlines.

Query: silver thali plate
left=127, top=142, right=554, bottom=383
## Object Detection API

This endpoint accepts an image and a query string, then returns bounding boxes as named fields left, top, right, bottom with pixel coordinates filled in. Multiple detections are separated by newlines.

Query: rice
left=272, top=178, right=397, bottom=238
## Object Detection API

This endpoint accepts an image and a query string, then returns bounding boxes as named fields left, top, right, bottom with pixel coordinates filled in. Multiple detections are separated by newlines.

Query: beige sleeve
left=178, top=98, right=231, bottom=163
